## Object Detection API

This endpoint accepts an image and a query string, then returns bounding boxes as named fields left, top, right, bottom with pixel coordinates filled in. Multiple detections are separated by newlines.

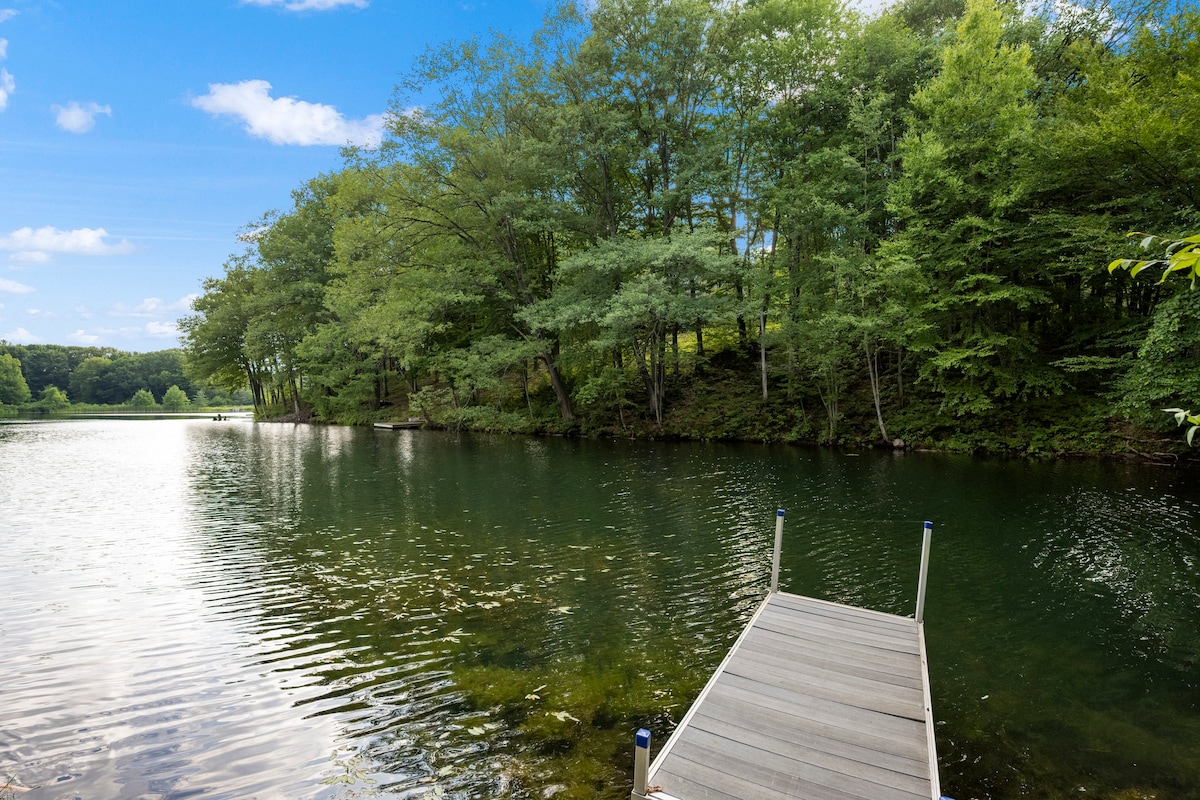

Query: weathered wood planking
left=636, top=592, right=940, bottom=800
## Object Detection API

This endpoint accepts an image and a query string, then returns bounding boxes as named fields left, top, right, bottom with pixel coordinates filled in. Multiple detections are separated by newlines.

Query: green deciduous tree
left=128, top=388, right=157, bottom=408
left=181, top=259, right=267, bottom=413
left=0, top=353, right=32, bottom=405
left=68, top=356, right=114, bottom=404
left=36, top=385, right=70, bottom=411
left=885, top=0, right=1062, bottom=416
left=162, top=385, right=191, bottom=411
left=525, top=231, right=741, bottom=425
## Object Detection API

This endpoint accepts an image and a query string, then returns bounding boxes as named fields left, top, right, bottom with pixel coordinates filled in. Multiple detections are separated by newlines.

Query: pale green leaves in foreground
left=1110, top=231, right=1200, bottom=443
left=1165, top=408, right=1200, bottom=446
left=1108, top=233, right=1200, bottom=288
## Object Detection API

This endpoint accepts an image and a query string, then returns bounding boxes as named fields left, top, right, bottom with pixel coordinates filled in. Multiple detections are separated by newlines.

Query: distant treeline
left=180, top=0, right=1200, bottom=452
left=0, top=344, right=243, bottom=407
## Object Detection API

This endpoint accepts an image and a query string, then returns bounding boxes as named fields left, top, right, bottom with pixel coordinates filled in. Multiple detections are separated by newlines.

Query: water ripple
left=4, top=423, right=1200, bottom=799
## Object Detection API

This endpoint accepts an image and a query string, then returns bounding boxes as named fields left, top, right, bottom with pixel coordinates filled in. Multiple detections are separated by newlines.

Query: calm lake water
left=1, top=417, right=1198, bottom=800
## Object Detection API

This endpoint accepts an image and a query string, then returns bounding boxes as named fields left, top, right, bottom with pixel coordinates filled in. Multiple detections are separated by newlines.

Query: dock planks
left=635, top=592, right=940, bottom=800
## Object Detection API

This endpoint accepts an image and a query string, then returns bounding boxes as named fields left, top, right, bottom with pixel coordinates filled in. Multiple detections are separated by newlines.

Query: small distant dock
left=633, top=513, right=941, bottom=800
left=373, top=419, right=423, bottom=430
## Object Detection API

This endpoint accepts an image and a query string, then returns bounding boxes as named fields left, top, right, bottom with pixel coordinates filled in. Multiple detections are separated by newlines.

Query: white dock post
left=770, top=509, right=785, bottom=594
left=633, top=728, right=651, bottom=797
left=916, top=520, right=933, bottom=624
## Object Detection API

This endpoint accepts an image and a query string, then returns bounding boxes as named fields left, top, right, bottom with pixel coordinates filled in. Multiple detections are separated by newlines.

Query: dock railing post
left=633, top=728, right=651, bottom=797
left=916, top=520, right=933, bottom=624
left=770, top=509, right=784, bottom=594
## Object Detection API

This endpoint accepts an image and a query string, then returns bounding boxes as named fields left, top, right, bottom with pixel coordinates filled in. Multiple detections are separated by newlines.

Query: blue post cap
left=636, top=728, right=651, bottom=748
left=777, top=509, right=785, bottom=517
left=924, top=520, right=933, bottom=529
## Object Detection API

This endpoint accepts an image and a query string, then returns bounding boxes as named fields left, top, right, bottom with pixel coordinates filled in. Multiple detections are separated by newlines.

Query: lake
left=1, top=417, right=1197, bottom=799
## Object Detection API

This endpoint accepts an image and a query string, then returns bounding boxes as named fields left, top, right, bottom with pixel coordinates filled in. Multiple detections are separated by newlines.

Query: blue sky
left=0, top=0, right=551, bottom=352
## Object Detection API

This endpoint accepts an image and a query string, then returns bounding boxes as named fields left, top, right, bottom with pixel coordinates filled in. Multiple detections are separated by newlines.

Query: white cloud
left=146, top=320, right=179, bottom=338
left=110, top=295, right=194, bottom=319
left=0, top=226, right=136, bottom=262
left=54, top=101, right=112, bottom=134
left=241, top=0, right=367, bottom=10
left=0, top=277, right=32, bottom=293
left=0, top=10, right=11, bottom=114
left=135, top=297, right=164, bottom=315
left=2, top=326, right=40, bottom=343
left=191, top=79, right=384, bottom=146
left=0, top=68, right=13, bottom=112
left=67, top=329, right=99, bottom=344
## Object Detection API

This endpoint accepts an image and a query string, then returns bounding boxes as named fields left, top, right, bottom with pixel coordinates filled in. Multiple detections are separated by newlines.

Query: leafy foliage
left=0, top=353, right=31, bottom=406
left=162, top=385, right=191, bottom=411
left=128, top=388, right=157, bottom=408
left=174, top=0, right=1199, bottom=453
left=1109, top=233, right=1200, bottom=288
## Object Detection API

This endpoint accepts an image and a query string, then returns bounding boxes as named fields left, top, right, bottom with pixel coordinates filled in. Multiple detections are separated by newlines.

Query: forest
left=0, top=344, right=246, bottom=410
left=179, top=0, right=1200, bottom=455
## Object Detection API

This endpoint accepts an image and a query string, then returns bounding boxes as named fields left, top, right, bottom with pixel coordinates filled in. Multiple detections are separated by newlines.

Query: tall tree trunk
left=289, top=374, right=301, bottom=418
left=539, top=348, right=575, bottom=423
left=864, top=338, right=889, bottom=442
left=736, top=279, right=748, bottom=345
left=671, top=325, right=680, bottom=377
left=631, top=326, right=666, bottom=427
left=522, top=363, right=533, bottom=418
left=760, top=306, right=769, bottom=401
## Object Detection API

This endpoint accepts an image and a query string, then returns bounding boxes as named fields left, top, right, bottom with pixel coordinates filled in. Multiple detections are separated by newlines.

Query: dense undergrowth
left=256, top=344, right=1195, bottom=463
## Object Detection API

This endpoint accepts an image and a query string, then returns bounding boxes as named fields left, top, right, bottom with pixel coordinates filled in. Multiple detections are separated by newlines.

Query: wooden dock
left=373, top=420, right=422, bottom=430
left=632, top=514, right=941, bottom=800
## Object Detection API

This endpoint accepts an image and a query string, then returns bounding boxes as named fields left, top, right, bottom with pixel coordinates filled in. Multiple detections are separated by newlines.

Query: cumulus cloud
left=54, top=101, right=112, bottom=134
left=146, top=320, right=179, bottom=338
left=0, top=10, right=17, bottom=24
left=2, top=326, right=40, bottom=343
left=0, top=277, right=32, bottom=293
left=0, top=226, right=136, bottom=262
left=191, top=80, right=384, bottom=146
left=241, top=0, right=367, bottom=10
left=67, top=329, right=100, bottom=344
